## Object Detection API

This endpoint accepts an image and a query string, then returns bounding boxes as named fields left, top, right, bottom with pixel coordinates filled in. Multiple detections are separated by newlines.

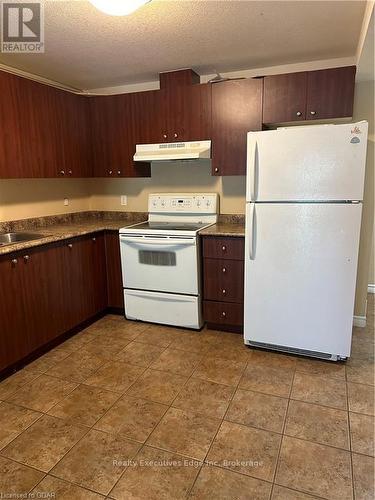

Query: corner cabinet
left=263, top=66, right=356, bottom=124
left=211, top=79, right=263, bottom=176
left=0, top=71, right=91, bottom=178
left=0, top=234, right=108, bottom=372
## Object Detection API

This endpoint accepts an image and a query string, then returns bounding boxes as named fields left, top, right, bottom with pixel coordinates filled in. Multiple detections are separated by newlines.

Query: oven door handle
left=120, top=235, right=196, bottom=246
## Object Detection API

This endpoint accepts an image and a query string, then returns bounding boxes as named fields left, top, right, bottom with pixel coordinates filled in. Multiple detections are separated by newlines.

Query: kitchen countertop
left=0, top=211, right=246, bottom=255
left=199, top=221, right=245, bottom=238
left=0, top=213, right=146, bottom=256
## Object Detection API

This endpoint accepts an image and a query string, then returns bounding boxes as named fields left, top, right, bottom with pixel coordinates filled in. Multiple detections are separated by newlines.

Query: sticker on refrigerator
left=350, top=137, right=360, bottom=144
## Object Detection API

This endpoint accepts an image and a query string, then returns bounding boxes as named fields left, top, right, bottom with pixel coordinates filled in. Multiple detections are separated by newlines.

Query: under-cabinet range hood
left=133, top=141, right=211, bottom=162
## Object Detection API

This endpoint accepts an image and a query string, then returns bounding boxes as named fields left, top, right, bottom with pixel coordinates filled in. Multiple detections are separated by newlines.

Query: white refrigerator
left=244, top=121, right=368, bottom=361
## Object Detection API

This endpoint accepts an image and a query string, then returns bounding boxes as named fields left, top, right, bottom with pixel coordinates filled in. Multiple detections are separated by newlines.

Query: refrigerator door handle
left=251, top=141, right=259, bottom=201
left=248, top=203, right=256, bottom=260
left=247, top=137, right=258, bottom=202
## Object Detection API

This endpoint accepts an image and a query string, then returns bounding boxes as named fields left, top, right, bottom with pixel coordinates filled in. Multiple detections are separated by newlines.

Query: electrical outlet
left=121, top=195, right=127, bottom=206
left=64, top=198, right=69, bottom=206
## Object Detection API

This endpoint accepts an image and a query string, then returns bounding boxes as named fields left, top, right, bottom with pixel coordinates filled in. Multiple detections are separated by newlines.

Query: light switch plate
left=121, top=195, right=127, bottom=206
left=64, top=198, right=69, bottom=206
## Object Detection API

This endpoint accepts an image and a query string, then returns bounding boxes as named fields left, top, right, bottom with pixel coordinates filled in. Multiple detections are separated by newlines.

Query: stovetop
left=119, top=220, right=215, bottom=236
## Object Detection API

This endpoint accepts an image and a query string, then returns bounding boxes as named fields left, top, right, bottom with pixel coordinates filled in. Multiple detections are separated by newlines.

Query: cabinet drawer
left=204, top=259, right=244, bottom=303
left=203, top=301, right=244, bottom=326
left=203, top=237, right=244, bottom=260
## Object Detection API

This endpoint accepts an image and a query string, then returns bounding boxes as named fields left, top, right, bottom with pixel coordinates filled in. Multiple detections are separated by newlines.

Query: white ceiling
left=0, top=0, right=367, bottom=90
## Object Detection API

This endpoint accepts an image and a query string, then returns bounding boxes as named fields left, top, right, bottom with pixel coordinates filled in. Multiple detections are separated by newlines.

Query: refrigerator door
left=244, top=202, right=362, bottom=358
left=246, top=121, right=368, bottom=202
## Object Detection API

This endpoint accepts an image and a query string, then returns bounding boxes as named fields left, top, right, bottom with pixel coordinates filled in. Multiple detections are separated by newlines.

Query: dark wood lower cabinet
left=0, top=232, right=109, bottom=373
left=202, top=236, right=245, bottom=333
left=105, top=232, right=124, bottom=309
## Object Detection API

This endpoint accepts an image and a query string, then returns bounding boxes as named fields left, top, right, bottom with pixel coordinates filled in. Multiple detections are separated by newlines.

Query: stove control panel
left=149, top=193, right=218, bottom=213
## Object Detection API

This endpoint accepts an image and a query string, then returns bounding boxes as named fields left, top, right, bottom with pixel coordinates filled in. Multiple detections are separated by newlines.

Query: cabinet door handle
left=92, top=237, right=96, bottom=242
left=11, top=258, right=17, bottom=265
left=163, top=134, right=167, bottom=139
left=174, top=133, right=178, bottom=138
left=222, top=311, right=226, bottom=317
left=23, top=255, right=30, bottom=262
left=214, top=167, right=219, bottom=174
left=222, top=267, right=226, bottom=273
left=59, top=170, right=65, bottom=176
left=117, top=170, right=121, bottom=175
left=310, top=110, right=316, bottom=116
left=296, top=111, right=302, bottom=117
left=108, top=170, right=113, bottom=175
left=68, top=243, right=73, bottom=249
left=222, top=245, right=227, bottom=252
left=68, top=170, right=73, bottom=175
left=222, top=289, right=226, bottom=295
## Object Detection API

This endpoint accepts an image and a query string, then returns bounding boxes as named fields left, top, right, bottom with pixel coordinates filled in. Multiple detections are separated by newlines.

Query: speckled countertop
left=199, top=214, right=245, bottom=237
left=0, top=211, right=245, bottom=256
left=0, top=211, right=147, bottom=256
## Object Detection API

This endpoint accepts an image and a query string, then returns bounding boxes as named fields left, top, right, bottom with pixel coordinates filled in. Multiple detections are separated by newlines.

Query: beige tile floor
left=0, top=295, right=374, bottom=499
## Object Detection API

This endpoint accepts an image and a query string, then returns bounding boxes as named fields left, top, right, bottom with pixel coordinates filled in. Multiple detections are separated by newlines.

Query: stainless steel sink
left=0, top=232, right=49, bottom=246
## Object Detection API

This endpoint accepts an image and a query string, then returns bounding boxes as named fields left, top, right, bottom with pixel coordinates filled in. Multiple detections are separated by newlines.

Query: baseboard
left=353, top=315, right=367, bottom=328
left=368, top=284, right=375, bottom=294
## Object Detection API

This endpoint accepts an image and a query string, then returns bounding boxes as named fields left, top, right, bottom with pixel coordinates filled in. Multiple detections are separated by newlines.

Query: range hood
left=133, top=140, right=211, bottom=162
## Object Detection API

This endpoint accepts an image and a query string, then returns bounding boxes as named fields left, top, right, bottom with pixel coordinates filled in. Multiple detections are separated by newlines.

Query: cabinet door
left=211, top=79, right=262, bottom=175
left=90, top=94, right=151, bottom=178
left=166, top=84, right=211, bottom=142
left=63, top=234, right=107, bottom=328
left=20, top=246, right=67, bottom=350
left=131, top=90, right=165, bottom=146
left=306, top=66, right=356, bottom=120
left=263, top=72, right=307, bottom=124
left=0, top=73, right=26, bottom=178
left=57, top=92, right=91, bottom=177
left=105, top=231, right=124, bottom=309
left=0, top=257, right=31, bottom=370
left=88, top=233, right=108, bottom=315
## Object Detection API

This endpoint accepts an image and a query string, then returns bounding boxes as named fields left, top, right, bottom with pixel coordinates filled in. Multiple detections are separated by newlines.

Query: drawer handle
left=222, top=267, right=226, bottom=273
left=222, top=311, right=226, bottom=317
left=222, top=289, right=226, bottom=295
left=222, top=245, right=227, bottom=252
left=310, top=110, right=316, bottom=116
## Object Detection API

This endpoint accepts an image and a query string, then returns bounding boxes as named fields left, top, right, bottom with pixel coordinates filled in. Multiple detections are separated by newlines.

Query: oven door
left=120, top=234, right=199, bottom=295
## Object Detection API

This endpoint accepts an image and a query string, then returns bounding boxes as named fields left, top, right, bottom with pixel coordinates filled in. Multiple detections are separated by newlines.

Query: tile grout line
left=106, top=342, right=215, bottom=498
left=269, top=366, right=296, bottom=498
left=183, top=353, right=250, bottom=498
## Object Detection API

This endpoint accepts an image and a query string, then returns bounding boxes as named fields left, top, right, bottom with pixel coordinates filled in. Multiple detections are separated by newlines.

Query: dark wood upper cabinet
left=263, top=72, right=307, bottom=123
left=263, top=66, right=356, bottom=124
left=89, top=92, right=151, bottom=178
left=211, top=78, right=263, bottom=176
left=306, top=66, right=356, bottom=120
left=160, top=83, right=212, bottom=142
left=0, top=71, right=91, bottom=178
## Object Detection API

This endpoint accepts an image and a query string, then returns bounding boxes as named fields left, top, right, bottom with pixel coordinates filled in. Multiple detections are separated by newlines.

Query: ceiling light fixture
left=89, top=0, right=151, bottom=16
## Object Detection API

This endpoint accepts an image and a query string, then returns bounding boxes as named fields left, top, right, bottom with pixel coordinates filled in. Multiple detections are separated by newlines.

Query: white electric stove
left=119, top=193, right=218, bottom=329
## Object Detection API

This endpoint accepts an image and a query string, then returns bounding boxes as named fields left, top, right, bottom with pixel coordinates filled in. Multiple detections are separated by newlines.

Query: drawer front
left=203, top=300, right=244, bottom=326
left=204, top=258, right=244, bottom=303
left=203, top=237, right=245, bottom=260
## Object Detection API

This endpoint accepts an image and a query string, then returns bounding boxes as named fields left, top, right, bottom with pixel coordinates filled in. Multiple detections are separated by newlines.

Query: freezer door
left=244, top=202, right=362, bottom=358
left=246, top=121, right=368, bottom=202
